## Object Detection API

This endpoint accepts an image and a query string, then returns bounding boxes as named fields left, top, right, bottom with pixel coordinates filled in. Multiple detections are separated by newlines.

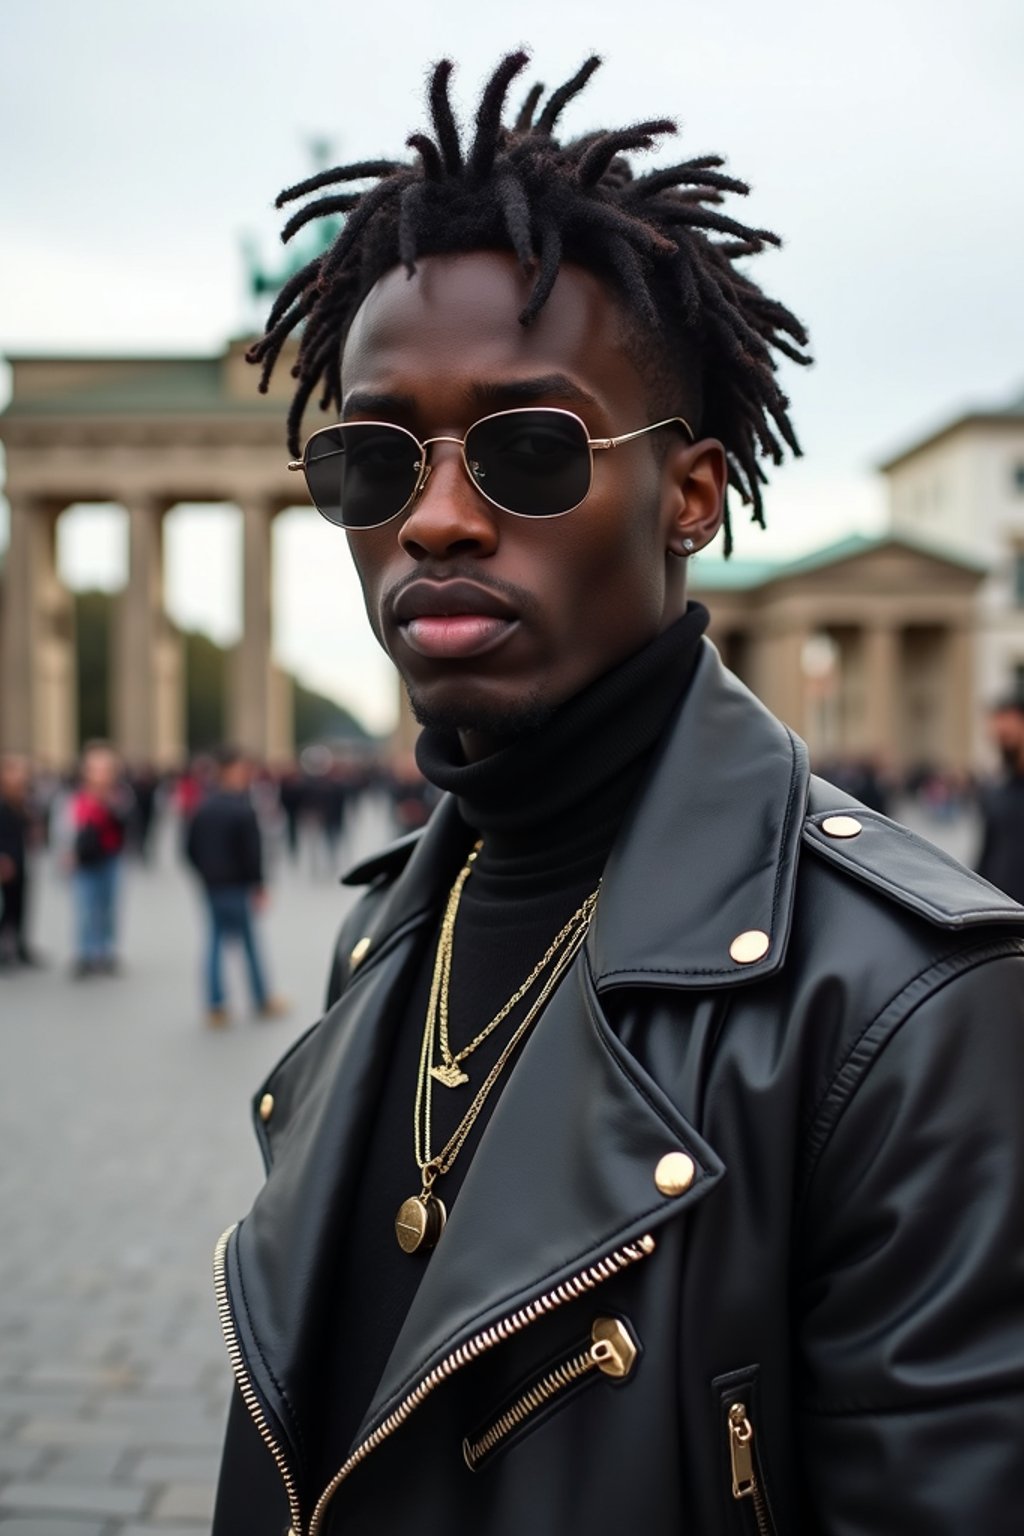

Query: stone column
left=113, top=496, right=184, bottom=768
left=751, top=628, right=809, bottom=738
left=0, top=495, right=76, bottom=766
left=944, top=623, right=973, bottom=774
left=231, top=495, right=285, bottom=759
left=861, top=622, right=900, bottom=772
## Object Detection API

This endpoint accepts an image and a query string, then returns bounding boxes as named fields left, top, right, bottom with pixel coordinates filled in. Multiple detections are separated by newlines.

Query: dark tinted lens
left=465, top=411, right=592, bottom=517
left=304, top=424, right=421, bottom=528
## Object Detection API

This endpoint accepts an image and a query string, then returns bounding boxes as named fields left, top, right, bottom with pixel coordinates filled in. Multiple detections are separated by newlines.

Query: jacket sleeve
left=796, top=948, right=1024, bottom=1535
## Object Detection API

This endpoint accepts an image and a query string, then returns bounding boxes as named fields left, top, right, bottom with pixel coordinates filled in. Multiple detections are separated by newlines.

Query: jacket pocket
left=713, top=1364, right=778, bottom=1536
left=463, top=1314, right=639, bottom=1472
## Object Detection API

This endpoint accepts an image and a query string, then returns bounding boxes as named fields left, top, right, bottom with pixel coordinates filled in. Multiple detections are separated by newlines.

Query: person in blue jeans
left=69, top=741, right=131, bottom=977
left=185, top=747, right=288, bottom=1027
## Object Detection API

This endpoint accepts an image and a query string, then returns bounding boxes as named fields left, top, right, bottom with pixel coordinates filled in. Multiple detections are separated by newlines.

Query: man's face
left=339, top=251, right=706, bottom=745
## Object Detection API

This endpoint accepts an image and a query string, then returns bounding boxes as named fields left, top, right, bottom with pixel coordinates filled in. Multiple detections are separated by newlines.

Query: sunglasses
left=288, top=407, right=694, bottom=530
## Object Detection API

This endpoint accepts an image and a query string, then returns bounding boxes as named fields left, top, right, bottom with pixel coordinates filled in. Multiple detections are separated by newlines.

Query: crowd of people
left=0, top=740, right=438, bottom=1014
left=3, top=712, right=1024, bottom=1002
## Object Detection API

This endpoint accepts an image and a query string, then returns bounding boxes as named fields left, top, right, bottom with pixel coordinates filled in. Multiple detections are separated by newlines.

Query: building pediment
left=692, top=532, right=986, bottom=609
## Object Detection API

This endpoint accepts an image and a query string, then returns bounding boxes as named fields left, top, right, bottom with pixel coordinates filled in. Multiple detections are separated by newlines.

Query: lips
left=392, top=579, right=519, bottom=660
left=393, top=580, right=517, bottom=624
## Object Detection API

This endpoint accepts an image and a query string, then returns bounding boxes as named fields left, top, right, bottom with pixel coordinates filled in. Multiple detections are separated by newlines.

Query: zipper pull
left=728, top=1402, right=756, bottom=1498
left=588, top=1317, right=638, bottom=1379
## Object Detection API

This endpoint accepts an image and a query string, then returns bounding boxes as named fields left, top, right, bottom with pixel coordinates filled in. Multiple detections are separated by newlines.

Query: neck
left=417, top=604, right=709, bottom=865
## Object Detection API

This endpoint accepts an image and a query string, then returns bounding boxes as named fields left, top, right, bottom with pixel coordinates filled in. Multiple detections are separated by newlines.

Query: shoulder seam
left=797, top=937, right=1024, bottom=1212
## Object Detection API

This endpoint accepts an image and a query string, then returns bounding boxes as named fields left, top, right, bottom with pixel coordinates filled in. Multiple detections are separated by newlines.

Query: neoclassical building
left=0, top=342, right=301, bottom=767
left=0, top=336, right=993, bottom=773
left=880, top=383, right=1024, bottom=760
left=691, top=532, right=984, bottom=775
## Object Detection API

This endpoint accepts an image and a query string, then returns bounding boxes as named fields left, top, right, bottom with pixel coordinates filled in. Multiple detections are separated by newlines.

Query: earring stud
left=682, top=537, right=696, bottom=554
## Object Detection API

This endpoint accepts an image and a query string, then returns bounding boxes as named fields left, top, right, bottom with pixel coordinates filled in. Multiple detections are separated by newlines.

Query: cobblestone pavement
left=0, top=801, right=389, bottom=1536
left=0, top=792, right=979, bottom=1536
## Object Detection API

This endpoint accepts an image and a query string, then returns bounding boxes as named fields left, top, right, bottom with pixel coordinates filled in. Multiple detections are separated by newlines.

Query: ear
left=660, top=438, right=728, bottom=556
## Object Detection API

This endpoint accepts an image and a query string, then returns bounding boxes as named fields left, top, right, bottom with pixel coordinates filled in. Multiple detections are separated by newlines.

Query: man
left=976, top=695, right=1024, bottom=902
left=0, top=753, right=40, bottom=968
left=213, top=55, right=1024, bottom=1534
left=185, top=746, right=287, bottom=1026
left=67, top=740, right=131, bottom=977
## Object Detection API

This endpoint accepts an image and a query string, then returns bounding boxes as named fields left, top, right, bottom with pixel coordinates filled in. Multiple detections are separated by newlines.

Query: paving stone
left=45, top=1449, right=128, bottom=1482
left=148, top=1485, right=215, bottom=1523
left=0, top=1397, right=90, bottom=1421
left=126, top=1454, right=220, bottom=1485
left=0, top=1483, right=148, bottom=1517
left=17, top=1420, right=213, bottom=1452
left=119, top=1527, right=210, bottom=1536
left=25, top=1367, right=137, bottom=1391
left=0, top=1451, right=46, bottom=1477
left=14, top=1424, right=127, bottom=1451
left=0, top=1521, right=107, bottom=1536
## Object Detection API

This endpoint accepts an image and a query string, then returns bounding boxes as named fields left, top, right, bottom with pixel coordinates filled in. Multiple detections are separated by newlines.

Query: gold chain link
left=413, top=842, right=599, bottom=1182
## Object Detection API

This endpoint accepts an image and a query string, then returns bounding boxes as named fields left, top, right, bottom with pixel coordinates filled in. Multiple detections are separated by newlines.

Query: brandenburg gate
left=0, top=341, right=302, bottom=768
left=0, top=339, right=984, bottom=776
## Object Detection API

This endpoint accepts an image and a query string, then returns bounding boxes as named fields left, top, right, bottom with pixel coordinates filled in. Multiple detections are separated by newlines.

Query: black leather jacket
left=213, top=646, right=1024, bottom=1536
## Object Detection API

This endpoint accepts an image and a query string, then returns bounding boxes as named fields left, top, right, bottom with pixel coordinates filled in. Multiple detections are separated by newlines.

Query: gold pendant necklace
left=429, top=1063, right=469, bottom=1089
left=395, top=842, right=600, bottom=1254
left=395, top=1166, right=447, bottom=1254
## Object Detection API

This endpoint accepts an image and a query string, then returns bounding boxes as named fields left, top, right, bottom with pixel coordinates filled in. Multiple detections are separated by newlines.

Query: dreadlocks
left=249, top=51, right=811, bottom=555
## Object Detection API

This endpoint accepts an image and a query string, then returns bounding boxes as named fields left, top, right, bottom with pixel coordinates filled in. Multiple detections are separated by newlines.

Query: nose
left=398, top=442, right=499, bottom=561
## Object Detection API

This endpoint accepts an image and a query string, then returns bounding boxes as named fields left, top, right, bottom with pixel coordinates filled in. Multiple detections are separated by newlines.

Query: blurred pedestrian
left=0, top=754, right=43, bottom=968
left=68, top=741, right=132, bottom=978
left=977, top=696, right=1024, bottom=902
left=185, top=746, right=287, bottom=1027
left=129, top=763, right=160, bottom=862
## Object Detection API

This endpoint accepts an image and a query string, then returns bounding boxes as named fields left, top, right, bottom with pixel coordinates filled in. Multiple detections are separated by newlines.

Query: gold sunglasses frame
left=287, top=406, right=694, bottom=530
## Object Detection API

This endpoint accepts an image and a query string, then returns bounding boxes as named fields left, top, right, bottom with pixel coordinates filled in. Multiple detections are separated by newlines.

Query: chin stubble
left=406, top=682, right=556, bottom=742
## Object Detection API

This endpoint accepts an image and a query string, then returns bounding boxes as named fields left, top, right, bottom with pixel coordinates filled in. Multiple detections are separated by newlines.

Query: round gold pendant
left=395, top=1193, right=447, bottom=1254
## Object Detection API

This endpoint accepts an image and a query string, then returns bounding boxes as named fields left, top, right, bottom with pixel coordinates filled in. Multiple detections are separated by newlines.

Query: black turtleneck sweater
left=315, top=605, right=708, bottom=1483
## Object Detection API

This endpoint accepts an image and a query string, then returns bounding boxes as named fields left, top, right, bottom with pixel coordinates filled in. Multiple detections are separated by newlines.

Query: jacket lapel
left=589, top=641, right=809, bottom=990
left=351, top=950, right=725, bottom=1443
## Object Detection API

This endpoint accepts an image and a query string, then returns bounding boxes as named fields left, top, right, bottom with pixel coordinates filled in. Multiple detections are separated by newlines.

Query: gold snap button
left=350, top=936, right=372, bottom=969
left=729, top=929, right=770, bottom=965
left=821, top=815, right=863, bottom=839
left=655, top=1151, right=696, bottom=1196
left=258, top=1092, right=275, bottom=1124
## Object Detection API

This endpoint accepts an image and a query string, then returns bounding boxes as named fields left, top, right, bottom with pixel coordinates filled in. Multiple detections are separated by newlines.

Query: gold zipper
left=728, top=1401, right=772, bottom=1536
left=463, top=1314, right=638, bottom=1469
left=307, top=1233, right=655, bottom=1536
left=215, top=1225, right=654, bottom=1536
left=213, top=1225, right=303, bottom=1536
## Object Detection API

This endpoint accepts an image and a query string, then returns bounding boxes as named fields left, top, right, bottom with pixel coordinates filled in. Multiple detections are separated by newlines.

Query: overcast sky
left=2, top=0, right=1022, bottom=733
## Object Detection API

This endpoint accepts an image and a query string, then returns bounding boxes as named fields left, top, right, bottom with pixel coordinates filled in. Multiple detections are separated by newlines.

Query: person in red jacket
left=69, top=740, right=131, bottom=977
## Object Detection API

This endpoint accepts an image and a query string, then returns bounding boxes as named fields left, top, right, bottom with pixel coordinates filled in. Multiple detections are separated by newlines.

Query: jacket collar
left=589, top=640, right=809, bottom=989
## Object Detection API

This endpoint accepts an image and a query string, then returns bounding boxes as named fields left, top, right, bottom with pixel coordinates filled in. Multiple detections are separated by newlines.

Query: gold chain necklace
left=430, top=840, right=600, bottom=1088
left=394, top=846, right=600, bottom=1254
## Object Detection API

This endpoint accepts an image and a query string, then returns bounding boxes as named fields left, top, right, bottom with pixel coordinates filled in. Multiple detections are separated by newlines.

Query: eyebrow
left=341, top=374, right=598, bottom=420
left=469, top=375, right=598, bottom=410
left=341, top=389, right=417, bottom=418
